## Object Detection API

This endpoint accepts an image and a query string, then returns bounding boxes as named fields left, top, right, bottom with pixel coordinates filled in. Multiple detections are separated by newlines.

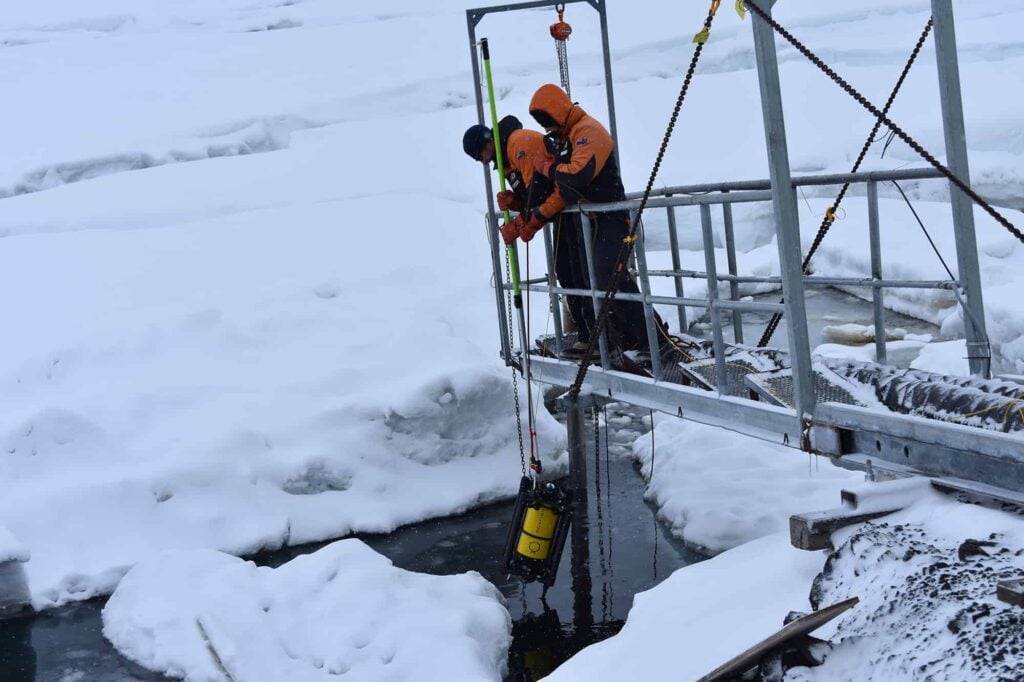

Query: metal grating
left=678, top=357, right=762, bottom=397
left=746, top=365, right=867, bottom=409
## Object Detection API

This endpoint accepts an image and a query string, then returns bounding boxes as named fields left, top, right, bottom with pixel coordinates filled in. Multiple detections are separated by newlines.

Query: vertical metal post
left=543, top=224, right=565, bottom=354
left=468, top=21, right=511, bottom=364
left=565, top=395, right=593, bottom=630
left=722, top=199, right=744, bottom=345
left=867, top=181, right=887, bottom=365
left=594, top=0, right=619, bottom=155
left=631, top=210, right=663, bottom=379
left=580, top=213, right=611, bottom=370
left=931, top=0, right=990, bottom=378
left=666, top=205, right=687, bottom=334
left=750, top=0, right=815, bottom=423
left=700, top=204, right=729, bottom=393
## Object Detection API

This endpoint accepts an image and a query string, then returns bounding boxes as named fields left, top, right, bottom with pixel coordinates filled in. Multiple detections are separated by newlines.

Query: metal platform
left=474, top=0, right=1024, bottom=498
left=746, top=364, right=872, bottom=409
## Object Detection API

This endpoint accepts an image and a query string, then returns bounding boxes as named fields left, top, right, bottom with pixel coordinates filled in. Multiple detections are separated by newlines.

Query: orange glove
left=534, top=154, right=555, bottom=178
left=500, top=219, right=520, bottom=245
left=496, top=190, right=522, bottom=212
left=518, top=213, right=546, bottom=242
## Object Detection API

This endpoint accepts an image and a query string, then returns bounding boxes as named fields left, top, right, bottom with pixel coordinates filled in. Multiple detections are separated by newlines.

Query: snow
left=0, top=524, right=29, bottom=565
left=631, top=417, right=863, bottom=555
left=544, top=532, right=827, bottom=682
left=102, top=539, right=511, bottom=681
left=1, top=0, right=1024, bottom=679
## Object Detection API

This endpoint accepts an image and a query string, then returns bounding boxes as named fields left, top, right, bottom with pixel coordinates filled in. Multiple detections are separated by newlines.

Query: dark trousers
left=586, top=212, right=667, bottom=351
left=553, top=214, right=595, bottom=343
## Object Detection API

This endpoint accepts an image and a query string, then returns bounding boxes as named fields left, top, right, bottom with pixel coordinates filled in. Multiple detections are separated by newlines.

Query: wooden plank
left=697, top=597, right=859, bottom=682
left=789, top=509, right=896, bottom=550
left=997, top=579, right=1024, bottom=608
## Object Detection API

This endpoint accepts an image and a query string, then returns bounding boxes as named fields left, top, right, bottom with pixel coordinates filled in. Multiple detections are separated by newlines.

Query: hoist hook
left=550, top=4, right=572, bottom=42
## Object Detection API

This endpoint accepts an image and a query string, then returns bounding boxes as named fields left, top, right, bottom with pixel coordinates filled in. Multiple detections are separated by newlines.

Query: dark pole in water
left=565, top=394, right=593, bottom=629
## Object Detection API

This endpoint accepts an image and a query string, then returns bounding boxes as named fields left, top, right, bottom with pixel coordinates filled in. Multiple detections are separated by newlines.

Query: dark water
left=0, top=406, right=703, bottom=681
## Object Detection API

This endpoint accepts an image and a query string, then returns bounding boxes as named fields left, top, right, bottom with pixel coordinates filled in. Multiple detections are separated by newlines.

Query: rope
left=757, top=16, right=934, bottom=347
left=568, top=1, right=721, bottom=399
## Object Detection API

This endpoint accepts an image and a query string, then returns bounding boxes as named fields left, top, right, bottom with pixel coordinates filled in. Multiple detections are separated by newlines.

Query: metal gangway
left=467, top=0, right=1024, bottom=502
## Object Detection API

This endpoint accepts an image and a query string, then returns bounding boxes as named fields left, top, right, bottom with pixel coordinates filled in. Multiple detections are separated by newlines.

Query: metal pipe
left=632, top=211, right=663, bottom=379
left=931, top=0, right=990, bottom=377
left=722, top=200, right=743, bottom=344
left=517, top=283, right=788, bottom=313
left=700, top=204, right=729, bottom=393
left=867, top=181, right=887, bottom=364
left=580, top=213, right=611, bottom=370
left=751, top=0, right=815, bottom=423
left=543, top=224, right=565, bottom=355
left=643, top=270, right=959, bottom=290
left=564, top=393, right=593, bottom=630
left=565, top=190, right=774, bottom=214
left=625, top=166, right=944, bottom=200
left=468, top=30, right=511, bottom=364
left=666, top=205, right=687, bottom=333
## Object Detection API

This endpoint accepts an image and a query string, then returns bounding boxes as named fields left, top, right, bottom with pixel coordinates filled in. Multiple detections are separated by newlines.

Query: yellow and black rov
left=502, top=477, right=573, bottom=586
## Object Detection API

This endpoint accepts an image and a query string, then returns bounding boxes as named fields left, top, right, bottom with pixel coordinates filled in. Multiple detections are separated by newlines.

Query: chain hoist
left=550, top=4, right=573, bottom=98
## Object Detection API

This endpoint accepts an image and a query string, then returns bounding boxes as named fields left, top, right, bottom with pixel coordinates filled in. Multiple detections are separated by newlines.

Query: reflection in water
left=0, top=406, right=702, bottom=681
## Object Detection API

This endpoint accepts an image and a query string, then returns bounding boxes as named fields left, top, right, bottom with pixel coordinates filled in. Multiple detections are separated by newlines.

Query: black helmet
left=462, top=124, right=493, bottom=161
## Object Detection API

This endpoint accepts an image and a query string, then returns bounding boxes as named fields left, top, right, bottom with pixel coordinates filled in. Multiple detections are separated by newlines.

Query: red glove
left=533, top=154, right=555, bottom=178
left=518, top=213, right=546, bottom=242
left=500, top=219, right=521, bottom=245
left=496, top=190, right=522, bottom=213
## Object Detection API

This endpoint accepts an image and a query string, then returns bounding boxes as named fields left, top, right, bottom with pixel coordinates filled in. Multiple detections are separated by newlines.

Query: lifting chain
left=551, top=4, right=572, bottom=98
left=505, top=248, right=527, bottom=477
left=758, top=17, right=934, bottom=347
left=568, top=0, right=721, bottom=399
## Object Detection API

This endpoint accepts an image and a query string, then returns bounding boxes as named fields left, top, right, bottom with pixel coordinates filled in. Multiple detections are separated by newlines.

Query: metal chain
left=568, top=3, right=720, bottom=399
left=745, top=1, right=1024, bottom=246
left=505, top=249, right=527, bottom=477
left=758, top=18, right=933, bottom=347
left=556, top=39, right=571, bottom=98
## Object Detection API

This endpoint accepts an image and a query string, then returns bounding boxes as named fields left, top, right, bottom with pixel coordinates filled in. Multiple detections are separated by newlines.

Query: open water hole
left=0, top=406, right=703, bottom=682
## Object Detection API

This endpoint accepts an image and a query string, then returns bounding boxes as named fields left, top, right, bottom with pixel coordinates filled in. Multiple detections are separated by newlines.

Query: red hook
left=550, top=4, right=572, bottom=41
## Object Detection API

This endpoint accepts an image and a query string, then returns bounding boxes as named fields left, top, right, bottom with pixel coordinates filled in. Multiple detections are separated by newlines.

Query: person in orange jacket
left=463, top=115, right=595, bottom=349
left=528, top=83, right=667, bottom=353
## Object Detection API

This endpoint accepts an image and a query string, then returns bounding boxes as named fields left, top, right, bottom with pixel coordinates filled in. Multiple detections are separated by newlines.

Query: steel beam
left=750, top=0, right=814, bottom=423
left=931, top=0, right=990, bottom=377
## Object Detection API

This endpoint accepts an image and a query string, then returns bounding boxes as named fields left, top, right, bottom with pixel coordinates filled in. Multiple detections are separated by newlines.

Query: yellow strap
left=825, top=207, right=836, bottom=223
left=736, top=0, right=746, bottom=19
left=693, top=0, right=721, bottom=44
left=623, top=234, right=638, bottom=244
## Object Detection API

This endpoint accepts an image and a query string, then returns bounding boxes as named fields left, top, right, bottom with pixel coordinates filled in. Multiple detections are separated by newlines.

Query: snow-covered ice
left=631, top=416, right=863, bottom=554
left=102, top=539, right=511, bottom=681
left=2, top=0, right=1024, bottom=679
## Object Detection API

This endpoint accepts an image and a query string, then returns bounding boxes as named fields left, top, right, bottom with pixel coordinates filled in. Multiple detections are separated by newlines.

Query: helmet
left=462, top=124, right=493, bottom=161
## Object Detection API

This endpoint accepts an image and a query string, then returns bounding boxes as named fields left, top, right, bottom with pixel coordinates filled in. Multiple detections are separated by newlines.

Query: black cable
left=891, top=180, right=956, bottom=280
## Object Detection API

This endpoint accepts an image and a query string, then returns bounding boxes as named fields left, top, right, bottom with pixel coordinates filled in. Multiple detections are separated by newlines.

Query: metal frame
left=468, top=1, right=1024, bottom=493
left=467, top=0, right=618, bottom=367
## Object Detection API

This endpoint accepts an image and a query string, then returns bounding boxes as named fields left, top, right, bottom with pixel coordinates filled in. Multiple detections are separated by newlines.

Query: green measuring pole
left=482, top=38, right=522, bottom=302
left=481, top=37, right=539, bottom=473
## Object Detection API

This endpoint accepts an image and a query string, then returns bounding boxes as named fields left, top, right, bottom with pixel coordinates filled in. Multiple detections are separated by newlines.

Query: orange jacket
left=505, top=128, right=566, bottom=221
left=528, top=84, right=621, bottom=202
